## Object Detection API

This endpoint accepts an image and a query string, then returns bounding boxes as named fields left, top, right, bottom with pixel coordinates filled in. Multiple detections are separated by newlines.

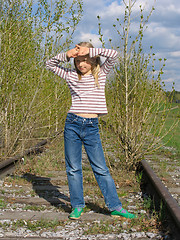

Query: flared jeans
left=64, top=113, right=122, bottom=211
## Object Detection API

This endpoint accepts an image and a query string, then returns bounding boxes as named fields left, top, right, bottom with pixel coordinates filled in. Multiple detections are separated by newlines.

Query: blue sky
left=72, top=0, right=180, bottom=91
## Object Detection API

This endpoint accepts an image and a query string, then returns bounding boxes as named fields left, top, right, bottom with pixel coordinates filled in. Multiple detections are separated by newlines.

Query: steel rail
left=100, top=119, right=180, bottom=235
left=0, top=139, right=48, bottom=178
left=0, top=131, right=179, bottom=237
left=0, top=130, right=63, bottom=178
left=140, top=159, right=180, bottom=237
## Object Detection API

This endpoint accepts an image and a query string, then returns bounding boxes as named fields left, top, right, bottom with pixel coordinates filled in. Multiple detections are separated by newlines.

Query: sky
left=72, top=0, right=180, bottom=91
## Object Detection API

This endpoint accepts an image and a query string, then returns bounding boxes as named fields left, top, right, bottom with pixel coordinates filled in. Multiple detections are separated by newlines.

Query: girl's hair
left=74, top=42, right=101, bottom=88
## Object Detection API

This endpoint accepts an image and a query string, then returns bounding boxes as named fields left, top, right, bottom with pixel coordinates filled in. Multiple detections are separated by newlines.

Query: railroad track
left=0, top=130, right=63, bottom=179
left=0, top=138, right=179, bottom=239
left=139, top=160, right=180, bottom=238
left=0, top=140, right=48, bottom=179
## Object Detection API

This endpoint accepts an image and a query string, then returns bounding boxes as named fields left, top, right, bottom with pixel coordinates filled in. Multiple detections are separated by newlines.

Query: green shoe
left=69, top=208, right=84, bottom=220
left=111, top=208, right=137, bottom=219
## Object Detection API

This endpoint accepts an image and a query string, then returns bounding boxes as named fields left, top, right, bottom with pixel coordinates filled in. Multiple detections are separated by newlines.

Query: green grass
left=160, top=103, right=179, bottom=156
left=0, top=219, right=65, bottom=232
left=0, top=198, right=7, bottom=209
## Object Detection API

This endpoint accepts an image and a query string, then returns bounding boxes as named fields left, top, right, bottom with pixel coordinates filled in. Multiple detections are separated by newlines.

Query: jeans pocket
left=91, top=121, right=99, bottom=129
left=66, top=116, right=78, bottom=124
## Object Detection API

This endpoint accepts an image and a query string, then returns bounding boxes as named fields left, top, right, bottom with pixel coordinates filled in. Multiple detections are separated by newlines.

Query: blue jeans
left=64, top=113, right=122, bottom=211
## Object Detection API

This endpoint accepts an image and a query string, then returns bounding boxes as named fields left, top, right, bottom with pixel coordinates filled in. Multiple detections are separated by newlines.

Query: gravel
left=0, top=219, right=167, bottom=239
left=0, top=160, right=177, bottom=240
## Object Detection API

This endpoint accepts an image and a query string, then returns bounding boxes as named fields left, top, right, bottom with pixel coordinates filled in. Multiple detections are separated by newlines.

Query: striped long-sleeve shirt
left=46, top=48, right=118, bottom=115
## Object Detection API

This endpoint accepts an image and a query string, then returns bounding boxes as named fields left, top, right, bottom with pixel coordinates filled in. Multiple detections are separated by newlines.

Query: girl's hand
left=66, top=45, right=90, bottom=59
left=75, top=45, right=89, bottom=56
left=66, top=48, right=79, bottom=58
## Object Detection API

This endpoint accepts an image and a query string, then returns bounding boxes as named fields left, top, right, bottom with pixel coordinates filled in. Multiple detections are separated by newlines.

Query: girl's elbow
left=45, top=59, right=51, bottom=66
left=45, top=63, right=50, bottom=70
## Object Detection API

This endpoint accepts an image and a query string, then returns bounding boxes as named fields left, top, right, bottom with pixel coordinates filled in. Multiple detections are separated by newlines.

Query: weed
left=83, top=220, right=116, bottom=235
left=22, top=205, right=47, bottom=211
left=136, top=172, right=143, bottom=184
left=0, top=221, right=11, bottom=230
left=25, top=219, right=62, bottom=231
left=2, top=219, right=66, bottom=232
left=0, top=189, right=5, bottom=195
left=118, top=192, right=128, bottom=198
left=0, top=198, right=7, bottom=209
left=143, top=197, right=153, bottom=210
left=158, top=201, right=167, bottom=222
left=14, top=137, right=65, bottom=175
left=4, top=175, right=28, bottom=186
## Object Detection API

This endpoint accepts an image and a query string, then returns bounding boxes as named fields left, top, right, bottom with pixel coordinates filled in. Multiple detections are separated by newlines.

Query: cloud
left=73, top=0, right=180, bottom=91
left=74, top=32, right=102, bottom=47
left=143, top=23, right=180, bottom=50
left=170, top=51, right=180, bottom=57
left=99, top=1, right=124, bottom=18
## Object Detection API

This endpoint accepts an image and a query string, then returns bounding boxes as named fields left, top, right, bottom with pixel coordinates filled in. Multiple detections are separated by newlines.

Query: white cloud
left=170, top=51, right=180, bottom=57
left=163, top=77, right=175, bottom=83
left=73, top=0, right=180, bottom=91
left=74, top=32, right=102, bottom=47
left=143, top=23, right=180, bottom=49
left=100, top=2, right=124, bottom=18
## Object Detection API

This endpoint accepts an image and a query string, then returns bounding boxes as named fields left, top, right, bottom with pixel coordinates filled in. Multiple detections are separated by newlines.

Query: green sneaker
left=69, top=208, right=84, bottom=220
left=111, top=208, right=137, bottom=219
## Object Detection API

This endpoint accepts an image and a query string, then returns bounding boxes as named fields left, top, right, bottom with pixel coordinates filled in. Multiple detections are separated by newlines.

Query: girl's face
left=75, top=55, right=92, bottom=75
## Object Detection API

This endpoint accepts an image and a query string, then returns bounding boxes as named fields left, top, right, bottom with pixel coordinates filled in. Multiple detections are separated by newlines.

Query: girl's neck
left=82, top=70, right=92, bottom=76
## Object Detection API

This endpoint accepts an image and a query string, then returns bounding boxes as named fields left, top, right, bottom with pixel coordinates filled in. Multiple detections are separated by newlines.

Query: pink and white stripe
left=46, top=48, right=118, bottom=115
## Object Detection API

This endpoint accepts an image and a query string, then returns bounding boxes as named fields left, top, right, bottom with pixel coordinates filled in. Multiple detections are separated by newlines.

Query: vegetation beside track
left=0, top=126, right=173, bottom=237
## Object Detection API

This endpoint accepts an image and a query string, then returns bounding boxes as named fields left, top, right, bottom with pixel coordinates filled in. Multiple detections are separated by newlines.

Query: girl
left=46, top=42, right=136, bottom=220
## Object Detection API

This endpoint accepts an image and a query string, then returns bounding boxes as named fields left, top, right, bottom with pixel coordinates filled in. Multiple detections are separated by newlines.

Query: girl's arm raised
left=89, top=48, right=118, bottom=74
left=46, top=52, right=71, bottom=80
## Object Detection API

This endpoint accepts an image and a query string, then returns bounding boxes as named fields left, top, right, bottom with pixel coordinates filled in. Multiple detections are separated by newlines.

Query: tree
left=0, top=0, right=83, bottom=158
left=99, top=0, right=178, bottom=169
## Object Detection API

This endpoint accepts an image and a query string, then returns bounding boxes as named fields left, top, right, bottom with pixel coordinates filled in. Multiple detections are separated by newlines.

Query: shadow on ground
left=21, top=173, right=109, bottom=215
left=22, top=173, right=71, bottom=212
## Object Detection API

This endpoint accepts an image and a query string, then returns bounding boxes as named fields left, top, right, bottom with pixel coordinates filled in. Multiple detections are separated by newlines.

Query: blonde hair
left=74, top=42, right=101, bottom=88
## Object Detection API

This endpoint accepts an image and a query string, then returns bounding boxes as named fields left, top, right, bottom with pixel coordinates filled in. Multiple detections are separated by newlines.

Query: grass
left=148, top=103, right=180, bottom=178
left=2, top=141, right=159, bottom=235
left=12, top=103, right=179, bottom=176
left=0, top=219, right=66, bottom=232
left=2, top=108, right=177, bottom=236
left=0, top=217, right=160, bottom=235
left=14, top=134, right=66, bottom=176
left=160, top=103, right=179, bottom=156
left=82, top=216, right=160, bottom=235
left=0, top=198, right=7, bottom=209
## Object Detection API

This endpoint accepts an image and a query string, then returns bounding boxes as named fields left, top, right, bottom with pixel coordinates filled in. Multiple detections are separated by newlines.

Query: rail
left=139, top=159, right=180, bottom=237
left=0, top=135, right=179, bottom=238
